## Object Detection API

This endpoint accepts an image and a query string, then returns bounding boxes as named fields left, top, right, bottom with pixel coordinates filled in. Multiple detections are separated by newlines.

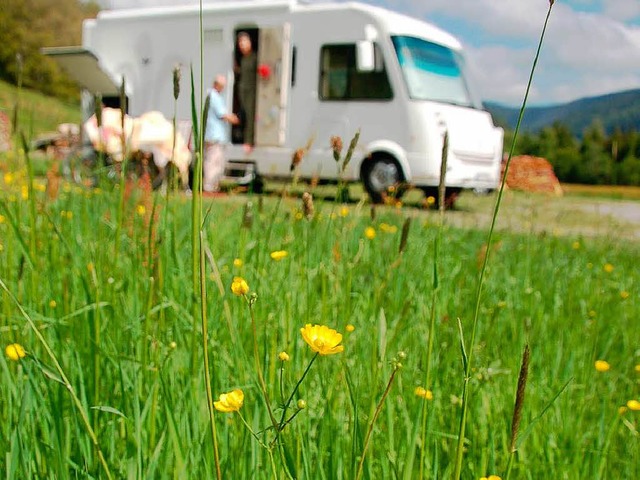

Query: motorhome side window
left=319, top=44, right=392, bottom=101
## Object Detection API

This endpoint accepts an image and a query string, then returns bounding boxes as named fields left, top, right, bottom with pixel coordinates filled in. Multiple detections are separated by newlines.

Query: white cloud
left=407, top=0, right=640, bottom=103
left=602, top=0, right=640, bottom=22
left=384, top=0, right=549, bottom=39
left=465, top=45, right=541, bottom=105
left=548, top=6, right=640, bottom=71
left=548, top=73, right=640, bottom=102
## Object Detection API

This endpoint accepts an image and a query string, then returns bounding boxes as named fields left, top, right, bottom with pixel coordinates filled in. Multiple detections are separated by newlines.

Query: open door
left=255, top=25, right=291, bottom=146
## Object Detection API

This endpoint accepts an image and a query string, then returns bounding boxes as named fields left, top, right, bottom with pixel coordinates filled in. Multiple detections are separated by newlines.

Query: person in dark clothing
left=236, top=32, right=257, bottom=154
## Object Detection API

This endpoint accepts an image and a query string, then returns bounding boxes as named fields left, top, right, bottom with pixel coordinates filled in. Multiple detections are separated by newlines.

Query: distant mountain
left=484, top=89, right=640, bottom=137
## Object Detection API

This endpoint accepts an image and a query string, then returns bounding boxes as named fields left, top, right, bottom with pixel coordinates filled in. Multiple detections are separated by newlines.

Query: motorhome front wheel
left=362, top=156, right=405, bottom=204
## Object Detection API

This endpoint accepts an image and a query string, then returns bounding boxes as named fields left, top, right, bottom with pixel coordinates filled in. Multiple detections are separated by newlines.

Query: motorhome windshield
left=391, top=36, right=473, bottom=107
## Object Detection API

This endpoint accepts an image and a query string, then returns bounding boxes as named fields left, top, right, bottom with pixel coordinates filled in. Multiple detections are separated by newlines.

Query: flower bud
left=278, top=351, right=290, bottom=362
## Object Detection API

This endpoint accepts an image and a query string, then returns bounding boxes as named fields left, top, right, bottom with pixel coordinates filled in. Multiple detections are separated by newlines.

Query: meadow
left=1, top=1, right=638, bottom=478
left=0, top=152, right=638, bottom=479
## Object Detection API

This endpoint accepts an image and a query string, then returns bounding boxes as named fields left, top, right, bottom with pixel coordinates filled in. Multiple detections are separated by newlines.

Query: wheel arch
left=359, top=140, right=411, bottom=182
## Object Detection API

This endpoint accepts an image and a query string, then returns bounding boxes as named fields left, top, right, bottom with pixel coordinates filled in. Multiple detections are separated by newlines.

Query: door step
left=222, top=161, right=257, bottom=185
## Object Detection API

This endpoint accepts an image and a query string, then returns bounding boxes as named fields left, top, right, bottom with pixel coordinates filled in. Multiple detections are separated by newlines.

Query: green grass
left=561, top=184, right=640, bottom=201
left=1, top=170, right=638, bottom=479
left=0, top=79, right=81, bottom=140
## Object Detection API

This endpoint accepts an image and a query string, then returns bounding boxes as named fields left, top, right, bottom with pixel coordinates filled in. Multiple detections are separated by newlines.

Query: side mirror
left=356, top=41, right=375, bottom=72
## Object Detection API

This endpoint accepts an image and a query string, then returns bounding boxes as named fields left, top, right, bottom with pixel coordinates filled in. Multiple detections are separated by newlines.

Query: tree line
left=505, top=120, right=640, bottom=186
left=0, top=0, right=99, bottom=101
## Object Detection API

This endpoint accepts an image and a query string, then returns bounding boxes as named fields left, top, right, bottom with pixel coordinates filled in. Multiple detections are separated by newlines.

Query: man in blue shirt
left=203, top=75, right=239, bottom=192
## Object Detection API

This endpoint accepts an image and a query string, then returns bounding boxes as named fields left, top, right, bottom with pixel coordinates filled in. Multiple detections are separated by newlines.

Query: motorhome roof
left=96, top=0, right=294, bottom=20
left=96, top=0, right=461, bottom=50
left=301, top=2, right=462, bottom=50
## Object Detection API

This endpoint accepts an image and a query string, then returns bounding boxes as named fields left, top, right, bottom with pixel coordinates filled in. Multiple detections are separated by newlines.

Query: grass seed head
left=399, top=218, right=411, bottom=253
left=172, top=65, right=181, bottom=100
left=330, top=135, right=343, bottom=163
left=290, top=148, right=305, bottom=172
left=510, top=344, right=530, bottom=452
left=302, top=191, right=314, bottom=220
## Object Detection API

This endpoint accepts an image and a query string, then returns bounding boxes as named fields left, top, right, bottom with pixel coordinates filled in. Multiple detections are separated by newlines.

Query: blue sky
left=104, top=0, right=640, bottom=106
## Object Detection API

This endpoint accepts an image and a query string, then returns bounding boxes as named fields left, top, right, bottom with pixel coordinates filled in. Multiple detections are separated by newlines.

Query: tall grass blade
left=452, top=3, right=555, bottom=478
left=0, top=278, right=113, bottom=480
left=515, top=377, right=572, bottom=448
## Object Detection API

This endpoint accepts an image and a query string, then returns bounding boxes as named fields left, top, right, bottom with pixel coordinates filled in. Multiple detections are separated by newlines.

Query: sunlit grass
left=561, top=183, right=640, bottom=200
left=0, top=169, right=638, bottom=478
left=0, top=79, right=81, bottom=138
left=2, top=1, right=639, bottom=476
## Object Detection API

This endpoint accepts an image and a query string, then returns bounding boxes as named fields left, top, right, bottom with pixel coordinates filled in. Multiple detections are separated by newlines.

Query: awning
left=41, top=46, right=119, bottom=96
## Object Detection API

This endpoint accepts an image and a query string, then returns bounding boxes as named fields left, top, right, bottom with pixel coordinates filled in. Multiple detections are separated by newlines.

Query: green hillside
left=0, top=79, right=81, bottom=139
left=485, top=89, right=640, bottom=137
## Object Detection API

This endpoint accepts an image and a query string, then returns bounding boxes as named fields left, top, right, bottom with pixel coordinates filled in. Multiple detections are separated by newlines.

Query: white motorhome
left=45, top=0, right=503, bottom=202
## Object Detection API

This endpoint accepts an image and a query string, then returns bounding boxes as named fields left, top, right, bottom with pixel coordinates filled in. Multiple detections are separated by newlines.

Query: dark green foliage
left=0, top=0, right=100, bottom=101
left=506, top=119, right=640, bottom=186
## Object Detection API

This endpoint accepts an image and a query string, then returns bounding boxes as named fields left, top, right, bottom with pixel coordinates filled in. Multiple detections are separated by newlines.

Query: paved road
left=579, top=200, right=640, bottom=224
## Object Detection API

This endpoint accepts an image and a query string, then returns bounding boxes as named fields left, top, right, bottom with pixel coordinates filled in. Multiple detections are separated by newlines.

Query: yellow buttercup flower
left=627, top=399, right=640, bottom=411
left=594, top=360, right=610, bottom=372
left=635, top=364, right=640, bottom=373
left=426, top=196, right=436, bottom=206
left=339, top=206, right=349, bottom=217
left=21, top=185, right=29, bottom=200
left=4, top=172, right=14, bottom=185
left=479, top=476, right=501, bottom=480
left=136, top=204, right=146, bottom=216
left=214, top=389, right=244, bottom=413
left=364, top=227, right=376, bottom=240
left=49, top=300, right=57, bottom=308
left=379, top=223, right=397, bottom=234
left=233, top=258, right=243, bottom=268
left=0, top=214, right=5, bottom=224
left=270, top=250, right=288, bottom=261
left=603, top=263, right=614, bottom=273
left=278, top=351, right=290, bottom=362
left=572, top=241, right=580, bottom=250
left=620, top=291, right=629, bottom=300
left=414, top=387, right=433, bottom=400
left=231, top=277, right=249, bottom=296
left=5, top=343, right=26, bottom=361
left=345, top=324, right=355, bottom=332
left=300, top=324, right=344, bottom=356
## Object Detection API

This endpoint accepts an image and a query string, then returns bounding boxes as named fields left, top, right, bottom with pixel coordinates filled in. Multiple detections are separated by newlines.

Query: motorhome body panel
left=73, top=1, right=502, bottom=194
